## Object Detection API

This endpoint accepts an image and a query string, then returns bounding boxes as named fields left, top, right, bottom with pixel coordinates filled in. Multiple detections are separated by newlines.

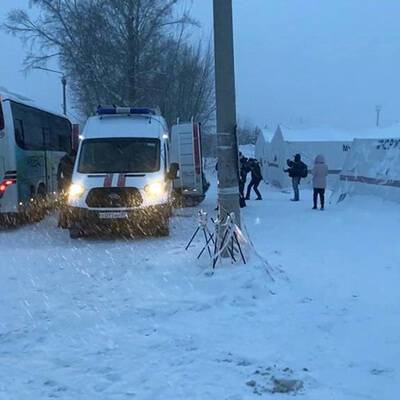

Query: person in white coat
left=311, top=154, right=328, bottom=210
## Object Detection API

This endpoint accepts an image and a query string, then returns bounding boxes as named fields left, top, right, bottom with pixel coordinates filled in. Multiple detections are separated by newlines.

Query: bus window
left=11, top=101, right=43, bottom=150
left=14, top=119, right=25, bottom=146
left=49, top=116, right=71, bottom=153
left=10, top=101, right=71, bottom=152
left=23, top=108, right=43, bottom=150
left=42, top=127, right=51, bottom=150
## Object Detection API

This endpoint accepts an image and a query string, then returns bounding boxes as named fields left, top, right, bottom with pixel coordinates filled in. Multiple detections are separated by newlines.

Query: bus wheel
left=31, top=184, right=47, bottom=222
left=1, top=213, right=19, bottom=227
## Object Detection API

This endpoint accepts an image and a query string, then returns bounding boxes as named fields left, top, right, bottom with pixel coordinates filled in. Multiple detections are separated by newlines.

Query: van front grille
left=86, top=187, right=142, bottom=208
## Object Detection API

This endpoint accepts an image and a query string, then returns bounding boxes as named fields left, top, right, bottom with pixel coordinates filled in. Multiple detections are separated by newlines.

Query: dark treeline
left=4, top=0, right=215, bottom=127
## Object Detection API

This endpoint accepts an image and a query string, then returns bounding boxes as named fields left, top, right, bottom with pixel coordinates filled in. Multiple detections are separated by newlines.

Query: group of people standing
left=238, top=153, right=263, bottom=207
left=284, top=153, right=328, bottom=210
left=237, top=152, right=329, bottom=210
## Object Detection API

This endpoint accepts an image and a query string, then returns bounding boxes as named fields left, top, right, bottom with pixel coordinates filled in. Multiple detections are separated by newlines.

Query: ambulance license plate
left=99, top=211, right=128, bottom=219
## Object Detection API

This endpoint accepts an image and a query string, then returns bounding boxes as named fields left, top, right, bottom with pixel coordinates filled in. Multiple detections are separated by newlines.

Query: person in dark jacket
left=57, top=149, right=76, bottom=228
left=239, top=154, right=249, bottom=196
left=284, top=153, right=307, bottom=201
left=238, top=153, right=249, bottom=207
left=57, top=150, right=76, bottom=193
left=245, top=158, right=263, bottom=200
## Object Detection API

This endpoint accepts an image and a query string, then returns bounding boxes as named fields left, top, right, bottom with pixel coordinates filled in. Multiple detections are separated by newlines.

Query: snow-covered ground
left=0, top=180, right=399, bottom=399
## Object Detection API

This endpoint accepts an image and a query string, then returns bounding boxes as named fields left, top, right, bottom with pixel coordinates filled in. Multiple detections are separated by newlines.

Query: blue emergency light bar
left=96, top=106, right=156, bottom=116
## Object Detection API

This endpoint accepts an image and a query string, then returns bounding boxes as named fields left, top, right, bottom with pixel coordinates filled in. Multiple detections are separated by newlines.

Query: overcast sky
left=1, top=0, right=400, bottom=130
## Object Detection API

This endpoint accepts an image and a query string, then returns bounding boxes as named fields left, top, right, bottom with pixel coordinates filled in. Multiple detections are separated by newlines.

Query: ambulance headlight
left=144, top=181, right=165, bottom=197
left=68, top=183, right=85, bottom=199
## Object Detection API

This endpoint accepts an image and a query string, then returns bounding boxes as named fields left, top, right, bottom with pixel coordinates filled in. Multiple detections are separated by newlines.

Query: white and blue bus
left=0, top=91, right=72, bottom=224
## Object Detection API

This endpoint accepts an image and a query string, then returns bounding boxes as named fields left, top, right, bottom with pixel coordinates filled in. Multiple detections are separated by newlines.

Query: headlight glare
left=144, top=181, right=164, bottom=197
left=68, top=183, right=85, bottom=199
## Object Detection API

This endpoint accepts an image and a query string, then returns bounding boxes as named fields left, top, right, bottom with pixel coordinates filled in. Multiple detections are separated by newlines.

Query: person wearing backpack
left=311, top=154, right=328, bottom=210
left=284, top=153, right=308, bottom=201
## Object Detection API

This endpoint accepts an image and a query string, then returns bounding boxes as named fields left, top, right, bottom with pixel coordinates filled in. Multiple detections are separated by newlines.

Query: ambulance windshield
left=78, top=138, right=160, bottom=173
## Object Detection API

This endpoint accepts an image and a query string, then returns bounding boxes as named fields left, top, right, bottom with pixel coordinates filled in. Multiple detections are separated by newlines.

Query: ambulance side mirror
left=167, top=162, right=179, bottom=180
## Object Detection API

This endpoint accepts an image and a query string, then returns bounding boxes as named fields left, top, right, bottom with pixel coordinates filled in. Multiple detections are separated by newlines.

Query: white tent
left=254, top=128, right=274, bottom=181
left=333, top=126, right=400, bottom=203
left=266, top=125, right=353, bottom=188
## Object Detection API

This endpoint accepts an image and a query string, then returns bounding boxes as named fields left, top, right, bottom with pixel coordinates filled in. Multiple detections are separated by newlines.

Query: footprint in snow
left=370, top=368, right=394, bottom=376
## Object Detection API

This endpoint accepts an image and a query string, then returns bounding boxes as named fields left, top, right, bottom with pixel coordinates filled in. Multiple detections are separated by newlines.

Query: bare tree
left=237, top=118, right=260, bottom=145
left=159, top=39, right=215, bottom=126
left=4, top=0, right=214, bottom=126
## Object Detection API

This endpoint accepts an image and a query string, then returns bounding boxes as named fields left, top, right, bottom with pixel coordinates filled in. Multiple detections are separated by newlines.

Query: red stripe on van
left=104, top=174, right=113, bottom=187
left=117, top=174, right=126, bottom=187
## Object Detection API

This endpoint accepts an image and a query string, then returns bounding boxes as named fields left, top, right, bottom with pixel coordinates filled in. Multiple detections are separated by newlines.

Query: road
left=0, top=182, right=399, bottom=399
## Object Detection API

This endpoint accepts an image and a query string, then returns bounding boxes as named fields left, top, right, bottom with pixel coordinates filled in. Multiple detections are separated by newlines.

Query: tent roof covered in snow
left=275, top=124, right=400, bottom=143
left=261, top=128, right=274, bottom=142
left=353, top=124, right=400, bottom=139
left=276, top=125, right=354, bottom=143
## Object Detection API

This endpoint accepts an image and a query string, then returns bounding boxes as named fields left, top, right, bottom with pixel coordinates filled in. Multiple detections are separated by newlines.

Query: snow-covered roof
left=278, top=126, right=354, bottom=142
left=0, top=86, right=69, bottom=120
left=82, top=114, right=166, bottom=139
left=0, top=86, right=34, bottom=103
left=276, top=124, right=400, bottom=143
left=353, top=124, right=400, bottom=140
left=261, top=128, right=274, bottom=142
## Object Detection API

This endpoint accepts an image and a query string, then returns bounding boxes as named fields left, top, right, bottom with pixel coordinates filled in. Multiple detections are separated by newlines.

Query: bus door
left=42, top=127, right=56, bottom=194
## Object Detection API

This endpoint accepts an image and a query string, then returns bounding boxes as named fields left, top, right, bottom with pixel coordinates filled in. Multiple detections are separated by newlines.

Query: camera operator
left=284, top=153, right=308, bottom=201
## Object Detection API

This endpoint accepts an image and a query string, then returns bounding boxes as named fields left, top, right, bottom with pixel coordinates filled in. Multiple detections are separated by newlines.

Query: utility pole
left=375, top=105, right=381, bottom=127
left=61, top=76, right=67, bottom=115
left=213, top=0, right=241, bottom=230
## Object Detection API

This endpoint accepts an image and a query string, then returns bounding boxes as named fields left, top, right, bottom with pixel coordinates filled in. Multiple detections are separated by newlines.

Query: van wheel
left=69, top=226, right=84, bottom=239
left=155, top=216, right=170, bottom=236
left=58, top=209, right=69, bottom=229
left=171, top=191, right=184, bottom=209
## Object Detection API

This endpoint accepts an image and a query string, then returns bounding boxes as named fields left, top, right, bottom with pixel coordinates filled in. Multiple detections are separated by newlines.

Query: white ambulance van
left=67, top=106, right=178, bottom=238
